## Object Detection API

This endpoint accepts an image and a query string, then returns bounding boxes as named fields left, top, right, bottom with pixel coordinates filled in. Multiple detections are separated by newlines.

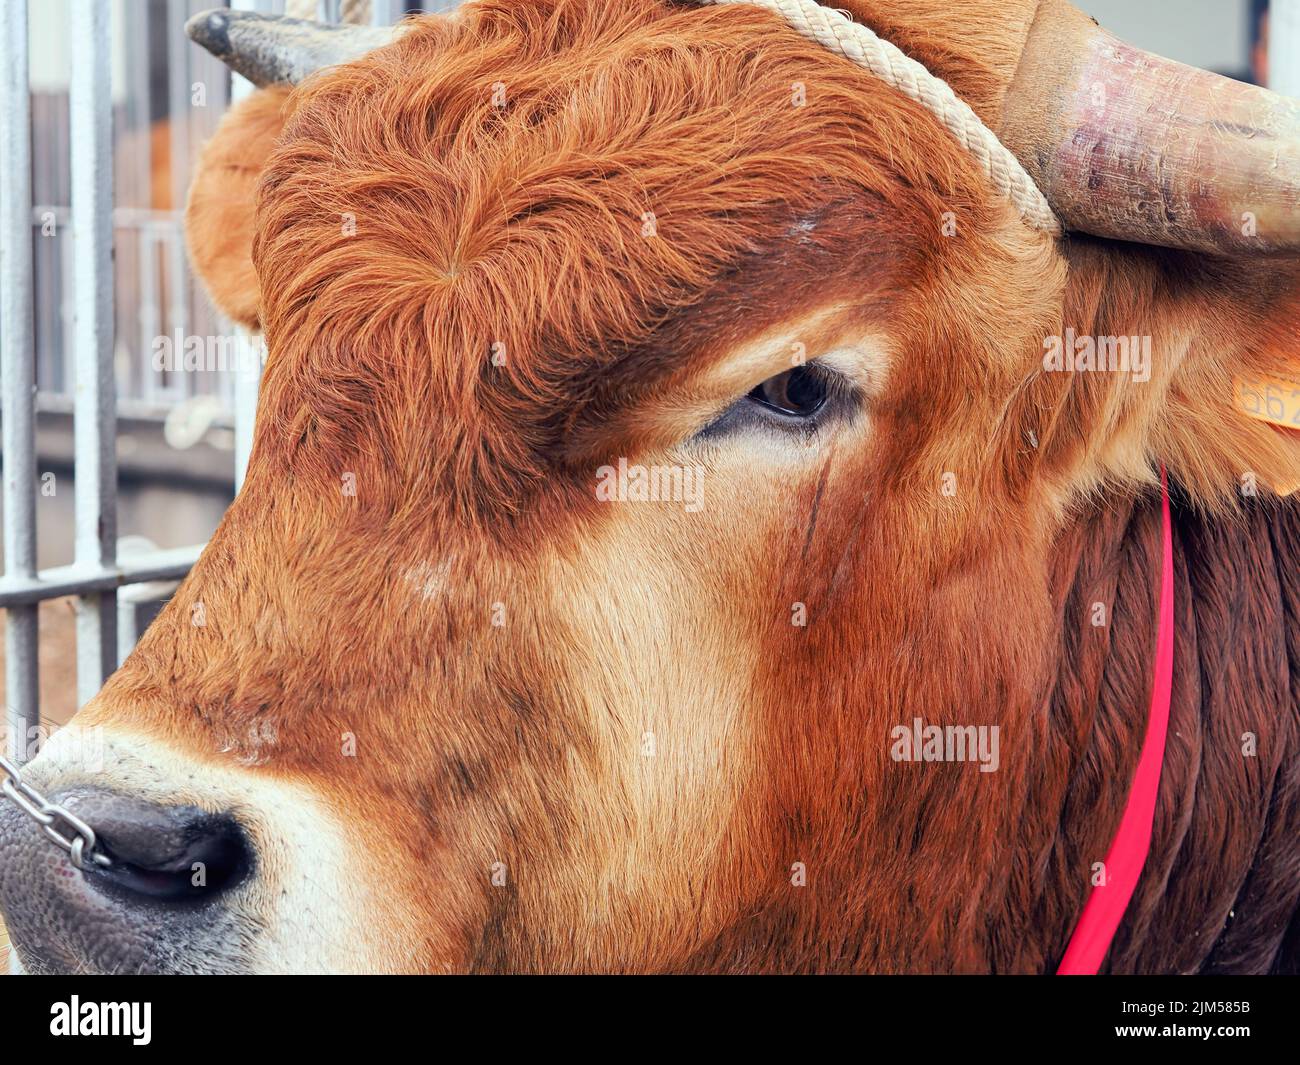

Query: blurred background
left=1092, top=0, right=1270, bottom=77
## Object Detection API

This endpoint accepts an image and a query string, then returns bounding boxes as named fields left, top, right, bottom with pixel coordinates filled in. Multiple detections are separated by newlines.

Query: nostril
left=56, top=790, right=252, bottom=904
left=93, top=815, right=249, bottom=902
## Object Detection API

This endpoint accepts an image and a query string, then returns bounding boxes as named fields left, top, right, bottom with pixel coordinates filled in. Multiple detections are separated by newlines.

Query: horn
left=185, top=9, right=397, bottom=88
left=999, top=0, right=1300, bottom=256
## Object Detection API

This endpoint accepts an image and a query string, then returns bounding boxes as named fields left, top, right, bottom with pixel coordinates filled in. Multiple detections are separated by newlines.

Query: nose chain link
left=0, top=753, right=112, bottom=870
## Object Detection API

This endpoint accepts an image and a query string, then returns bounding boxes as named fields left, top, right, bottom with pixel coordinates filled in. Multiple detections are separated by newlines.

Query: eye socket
left=693, top=359, right=855, bottom=441
left=746, top=365, right=831, bottom=419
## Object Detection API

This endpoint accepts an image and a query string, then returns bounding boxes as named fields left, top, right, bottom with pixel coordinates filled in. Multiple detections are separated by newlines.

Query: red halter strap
left=1057, top=467, right=1175, bottom=975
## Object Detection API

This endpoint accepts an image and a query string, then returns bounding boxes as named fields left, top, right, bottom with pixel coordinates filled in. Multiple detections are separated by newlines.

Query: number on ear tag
left=1236, top=373, right=1300, bottom=496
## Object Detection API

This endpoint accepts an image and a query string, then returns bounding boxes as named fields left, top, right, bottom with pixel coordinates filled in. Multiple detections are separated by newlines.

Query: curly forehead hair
left=245, top=0, right=1019, bottom=512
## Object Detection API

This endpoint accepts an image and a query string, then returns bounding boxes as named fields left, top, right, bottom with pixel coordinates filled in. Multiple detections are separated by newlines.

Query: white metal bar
left=166, top=228, right=192, bottom=399
left=116, top=599, right=139, bottom=667
left=167, top=0, right=192, bottom=240
left=188, top=1, right=233, bottom=404
left=165, top=0, right=197, bottom=410
left=1273, top=0, right=1300, bottom=96
left=232, top=328, right=262, bottom=492
left=118, top=0, right=152, bottom=407
left=117, top=562, right=183, bottom=668
left=139, top=229, right=163, bottom=402
left=0, top=545, right=205, bottom=609
left=1, top=0, right=39, bottom=763
left=117, top=592, right=175, bottom=669
left=231, top=0, right=269, bottom=491
left=69, top=0, right=118, bottom=708
left=125, top=0, right=153, bottom=211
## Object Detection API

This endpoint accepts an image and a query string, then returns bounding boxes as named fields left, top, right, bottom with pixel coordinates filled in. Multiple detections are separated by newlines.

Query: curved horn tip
left=185, top=10, right=235, bottom=56
left=1001, top=1, right=1300, bottom=257
left=184, top=8, right=398, bottom=88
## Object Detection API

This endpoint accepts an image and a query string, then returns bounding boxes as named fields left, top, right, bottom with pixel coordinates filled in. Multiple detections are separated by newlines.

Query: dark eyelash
left=692, top=362, right=857, bottom=441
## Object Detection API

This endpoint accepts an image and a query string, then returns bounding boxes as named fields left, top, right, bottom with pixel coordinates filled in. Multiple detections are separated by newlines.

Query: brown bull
left=1, top=0, right=1297, bottom=974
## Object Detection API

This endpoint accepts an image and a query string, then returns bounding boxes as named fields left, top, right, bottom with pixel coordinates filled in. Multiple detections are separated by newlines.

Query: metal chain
left=0, top=752, right=112, bottom=870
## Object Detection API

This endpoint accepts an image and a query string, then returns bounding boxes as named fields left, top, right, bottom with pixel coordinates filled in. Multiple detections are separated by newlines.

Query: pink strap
left=1057, top=467, right=1175, bottom=975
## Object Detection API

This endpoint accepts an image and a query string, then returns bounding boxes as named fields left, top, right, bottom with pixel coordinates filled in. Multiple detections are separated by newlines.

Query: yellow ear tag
left=1236, top=372, right=1300, bottom=496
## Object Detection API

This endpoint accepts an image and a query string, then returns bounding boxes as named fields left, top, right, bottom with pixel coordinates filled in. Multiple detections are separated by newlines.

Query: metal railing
left=0, top=0, right=429, bottom=765
left=30, top=3, right=234, bottom=415
left=1, top=0, right=39, bottom=766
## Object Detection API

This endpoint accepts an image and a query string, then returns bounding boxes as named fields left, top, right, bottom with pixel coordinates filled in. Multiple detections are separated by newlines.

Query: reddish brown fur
left=115, top=0, right=1300, bottom=972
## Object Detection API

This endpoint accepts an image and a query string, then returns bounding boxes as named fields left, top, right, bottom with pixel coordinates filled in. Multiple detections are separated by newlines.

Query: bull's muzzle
left=0, top=786, right=256, bottom=974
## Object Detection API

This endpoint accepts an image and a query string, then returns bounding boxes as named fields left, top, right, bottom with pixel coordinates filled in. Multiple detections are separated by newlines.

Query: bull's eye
left=693, top=359, right=853, bottom=441
left=747, top=366, right=830, bottom=419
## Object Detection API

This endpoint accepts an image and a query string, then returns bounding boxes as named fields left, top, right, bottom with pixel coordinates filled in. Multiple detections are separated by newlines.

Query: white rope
left=703, top=0, right=1062, bottom=234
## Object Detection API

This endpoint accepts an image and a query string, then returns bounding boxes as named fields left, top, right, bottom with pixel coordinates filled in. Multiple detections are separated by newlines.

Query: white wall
left=1273, top=0, right=1300, bottom=94
left=1082, top=0, right=1252, bottom=73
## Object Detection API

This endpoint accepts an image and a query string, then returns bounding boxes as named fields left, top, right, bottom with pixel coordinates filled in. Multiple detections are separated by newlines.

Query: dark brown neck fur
left=1032, top=489, right=1300, bottom=974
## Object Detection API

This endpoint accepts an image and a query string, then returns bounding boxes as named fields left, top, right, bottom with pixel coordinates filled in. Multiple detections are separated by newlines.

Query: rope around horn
left=702, top=0, right=1062, bottom=235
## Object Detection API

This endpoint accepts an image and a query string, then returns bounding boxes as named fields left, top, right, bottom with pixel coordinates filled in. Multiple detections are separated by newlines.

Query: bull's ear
left=184, top=86, right=291, bottom=329
left=1150, top=273, right=1296, bottom=504
left=1027, top=250, right=1300, bottom=508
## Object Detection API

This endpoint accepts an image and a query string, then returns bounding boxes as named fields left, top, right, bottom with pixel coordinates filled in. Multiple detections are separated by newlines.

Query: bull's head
left=2, top=0, right=1297, bottom=974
